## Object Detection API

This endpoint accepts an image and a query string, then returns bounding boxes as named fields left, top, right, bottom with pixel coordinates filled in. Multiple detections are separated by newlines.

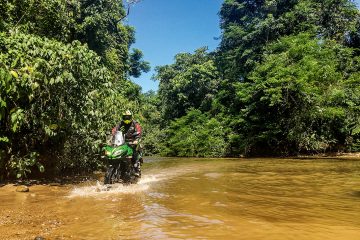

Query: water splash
left=68, top=174, right=164, bottom=198
left=67, top=165, right=199, bottom=198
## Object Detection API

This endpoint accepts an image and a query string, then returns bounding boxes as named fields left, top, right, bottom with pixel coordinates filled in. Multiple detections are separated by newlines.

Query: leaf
left=37, top=164, right=45, bottom=173
left=0, top=99, right=6, bottom=108
left=31, top=82, right=39, bottom=90
left=28, top=94, right=34, bottom=102
left=28, top=157, right=36, bottom=166
left=10, top=108, right=24, bottom=132
left=353, top=126, right=360, bottom=135
left=10, top=108, right=17, bottom=114
left=0, top=136, right=9, bottom=142
left=10, top=70, right=18, bottom=78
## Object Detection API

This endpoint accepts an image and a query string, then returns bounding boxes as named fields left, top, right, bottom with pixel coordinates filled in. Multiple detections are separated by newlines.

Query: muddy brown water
left=1, top=157, right=360, bottom=240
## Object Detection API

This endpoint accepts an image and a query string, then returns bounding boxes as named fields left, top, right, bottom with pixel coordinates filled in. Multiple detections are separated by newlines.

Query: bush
left=160, top=109, right=228, bottom=157
left=0, top=32, right=129, bottom=178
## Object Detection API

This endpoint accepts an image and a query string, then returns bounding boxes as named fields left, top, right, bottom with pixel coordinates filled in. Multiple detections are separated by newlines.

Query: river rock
left=34, top=236, right=45, bottom=240
left=16, top=185, right=29, bottom=192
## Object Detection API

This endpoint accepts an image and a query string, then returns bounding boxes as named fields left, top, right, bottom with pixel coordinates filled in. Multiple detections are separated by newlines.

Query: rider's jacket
left=116, top=120, right=142, bottom=143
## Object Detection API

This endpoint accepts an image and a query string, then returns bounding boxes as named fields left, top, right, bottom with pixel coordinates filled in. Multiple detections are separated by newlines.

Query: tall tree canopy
left=146, top=0, right=360, bottom=157
left=218, top=0, right=359, bottom=82
left=155, top=48, right=220, bottom=123
left=2, top=0, right=360, bottom=175
left=0, top=0, right=149, bottom=179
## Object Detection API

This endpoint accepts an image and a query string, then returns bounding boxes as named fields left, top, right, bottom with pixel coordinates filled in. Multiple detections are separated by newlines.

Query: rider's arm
left=132, top=122, right=142, bottom=144
left=134, top=122, right=142, bottom=139
left=112, top=122, right=122, bottom=135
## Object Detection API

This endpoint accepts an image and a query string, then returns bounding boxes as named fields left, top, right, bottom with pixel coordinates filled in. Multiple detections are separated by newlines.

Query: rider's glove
left=119, top=126, right=125, bottom=132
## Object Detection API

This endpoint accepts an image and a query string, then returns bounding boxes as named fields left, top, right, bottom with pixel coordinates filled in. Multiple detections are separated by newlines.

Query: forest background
left=1, top=0, right=360, bottom=180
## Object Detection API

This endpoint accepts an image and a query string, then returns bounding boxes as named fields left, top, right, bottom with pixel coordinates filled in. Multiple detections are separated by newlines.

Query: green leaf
left=38, top=164, right=45, bottom=173
left=353, top=126, right=360, bottom=135
left=10, top=70, right=18, bottom=78
left=0, top=136, right=9, bottom=143
left=31, top=82, right=39, bottom=90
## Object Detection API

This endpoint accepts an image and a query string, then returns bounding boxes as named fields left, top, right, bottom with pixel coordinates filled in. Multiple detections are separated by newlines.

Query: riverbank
left=0, top=172, right=103, bottom=188
left=296, top=152, right=360, bottom=159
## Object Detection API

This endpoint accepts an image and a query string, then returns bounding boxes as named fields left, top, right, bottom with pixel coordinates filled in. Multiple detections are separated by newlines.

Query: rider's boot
left=133, top=160, right=141, bottom=177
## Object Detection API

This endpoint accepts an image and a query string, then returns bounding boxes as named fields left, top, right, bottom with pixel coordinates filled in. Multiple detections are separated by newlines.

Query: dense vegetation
left=1, top=0, right=360, bottom=180
left=143, top=0, right=360, bottom=157
left=0, top=0, right=149, bottom=180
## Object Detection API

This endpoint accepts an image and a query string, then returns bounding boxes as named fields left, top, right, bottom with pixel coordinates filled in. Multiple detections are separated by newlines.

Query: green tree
left=0, top=0, right=73, bottom=41
left=155, top=48, right=220, bottom=123
left=0, top=32, right=122, bottom=177
left=138, top=91, right=163, bottom=155
left=161, top=109, right=228, bottom=157
left=0, top=0, right=150, bottom=179
left=216, top=0, right=359, bottom=115
left=218, top=0, right=359, bottom=81
left=0, top=0, right=149, bottom=79
left=128, top=48, right=150, bottom=78
left=236, top=34, right=360, bottom=154
left=212, top=0, right=360, bottom=155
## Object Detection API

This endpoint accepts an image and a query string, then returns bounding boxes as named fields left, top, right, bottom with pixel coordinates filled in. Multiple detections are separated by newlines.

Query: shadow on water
left=350, top=190, right=360, bottom=198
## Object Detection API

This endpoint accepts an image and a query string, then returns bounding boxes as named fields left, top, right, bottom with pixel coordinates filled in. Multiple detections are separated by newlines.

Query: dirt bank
left=296, top=152, right=360, bottom=159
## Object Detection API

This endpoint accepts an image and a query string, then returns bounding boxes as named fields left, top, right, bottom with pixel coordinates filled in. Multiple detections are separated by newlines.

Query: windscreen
left=113, top=131, right=125, bottom=146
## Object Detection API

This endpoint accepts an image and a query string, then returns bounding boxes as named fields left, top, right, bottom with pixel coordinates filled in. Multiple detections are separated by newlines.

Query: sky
left=127, top=0, right=360, bottom=93
left=127, top=0, right=223, bottom=92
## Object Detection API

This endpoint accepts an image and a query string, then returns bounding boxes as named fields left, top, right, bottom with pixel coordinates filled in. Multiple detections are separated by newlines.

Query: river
left=0, top=157, right=360, bottom=240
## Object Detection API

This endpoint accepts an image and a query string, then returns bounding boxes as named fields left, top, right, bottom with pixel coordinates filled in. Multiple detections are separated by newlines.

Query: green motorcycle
left=102, top=131, right=140, bottom=185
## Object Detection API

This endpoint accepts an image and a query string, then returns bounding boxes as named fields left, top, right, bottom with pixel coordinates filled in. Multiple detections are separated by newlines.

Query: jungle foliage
left=2, top=0, right=360, bottom=179
left=144, top=0, right=360, bottom=157
left=0, top=0, right=149, bottom=179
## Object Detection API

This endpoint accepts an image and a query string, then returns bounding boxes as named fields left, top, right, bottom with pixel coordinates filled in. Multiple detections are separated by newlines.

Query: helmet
left=122, top=110, right=132, bottom=124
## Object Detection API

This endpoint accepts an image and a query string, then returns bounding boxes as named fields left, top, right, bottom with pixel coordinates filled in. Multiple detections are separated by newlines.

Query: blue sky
left=128, top=0, right=360, bottom=93
left=127, top=0, right=223, bottom=92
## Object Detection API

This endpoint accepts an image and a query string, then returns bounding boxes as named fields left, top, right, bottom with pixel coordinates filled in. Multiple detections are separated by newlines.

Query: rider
left=112, top=110, right=143, bottom=176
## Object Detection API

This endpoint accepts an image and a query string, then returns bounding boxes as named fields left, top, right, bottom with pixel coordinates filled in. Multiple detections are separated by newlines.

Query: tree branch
left=118, top=0, right=142, bottom=22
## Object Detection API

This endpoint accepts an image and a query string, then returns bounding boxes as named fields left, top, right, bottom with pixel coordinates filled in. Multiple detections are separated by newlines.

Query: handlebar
left=127, top=140, right=139, bottom=145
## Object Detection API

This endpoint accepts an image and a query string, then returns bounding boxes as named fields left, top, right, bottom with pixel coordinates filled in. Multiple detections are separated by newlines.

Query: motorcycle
left=102, top=131, right=141, bottom=185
